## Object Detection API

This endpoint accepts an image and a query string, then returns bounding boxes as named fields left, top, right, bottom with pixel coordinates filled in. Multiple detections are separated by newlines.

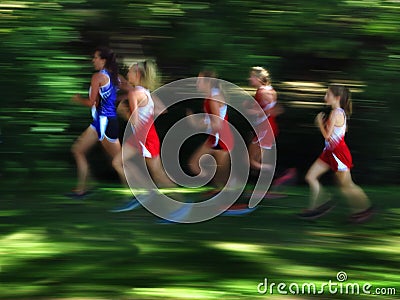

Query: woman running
left=300, top=84, right=373, bottom=223
left=68, top=46, right=128, bottom=198
left=244, top=66, right=280, bottom=171
left=111, top=60, right=176, bottom=212
left=244, top=66, right=296, bottom=189
left=187, top=70, right=234, bottom=189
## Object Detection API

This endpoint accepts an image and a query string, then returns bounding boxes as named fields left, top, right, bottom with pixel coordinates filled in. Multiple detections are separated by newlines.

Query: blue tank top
left=90, top=69, right=118, bottom=117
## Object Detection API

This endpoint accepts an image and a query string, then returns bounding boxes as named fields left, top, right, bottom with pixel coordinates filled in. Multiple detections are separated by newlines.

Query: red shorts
left=319, top=140, right=353, bottom=172
left=206, top=135, right=233, bottom=151
left=252, top=117, right=278, bottom=149
left=206, top=122, right=234, bottom=152
left=127, top=123, right=160, bottom=158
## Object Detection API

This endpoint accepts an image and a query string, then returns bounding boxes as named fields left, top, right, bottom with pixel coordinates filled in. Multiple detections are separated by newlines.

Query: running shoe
left=111, top=190, right=159, bottom=213
left=65, top=190, right=93, bottom=199
left=110, top=198, right=140, bottom=213
left=157, top=201, right=193, bottom=224
left=297, top=200, right=336, bottom=220
left=221, top=203, right=257, bottom=216
left=348, top=206, right=375, bottom=224
left=272, top=168, right=297, bottom=187
left=244, top=190, right=287, bottom=199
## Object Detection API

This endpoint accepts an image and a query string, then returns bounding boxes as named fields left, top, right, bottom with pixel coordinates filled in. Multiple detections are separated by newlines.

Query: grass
left=0, top=170, right=399, bottom=299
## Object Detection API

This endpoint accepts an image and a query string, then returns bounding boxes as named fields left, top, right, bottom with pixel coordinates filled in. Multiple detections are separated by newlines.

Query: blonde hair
left=251, top=66, right=271, bottom=84
left=130, top=59, right=158, bottom=90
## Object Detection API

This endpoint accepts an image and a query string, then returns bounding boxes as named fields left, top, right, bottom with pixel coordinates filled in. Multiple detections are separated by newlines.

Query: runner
left=299, top=84, right=373, bottom=223
left=67, top=46, right=129, bottom=198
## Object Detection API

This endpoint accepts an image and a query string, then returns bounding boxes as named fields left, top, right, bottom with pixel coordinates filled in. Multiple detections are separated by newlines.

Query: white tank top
left=254, top=85, right=277, bottom=125
left=135, top=86, right=154, bottom=128
left=325, top=108, right=346, bottom=150
left=204, top=88, right=228, bottom=133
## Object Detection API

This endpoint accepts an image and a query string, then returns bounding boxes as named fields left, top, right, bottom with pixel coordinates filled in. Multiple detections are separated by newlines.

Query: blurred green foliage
left=0, top=0, right=399, bottom=183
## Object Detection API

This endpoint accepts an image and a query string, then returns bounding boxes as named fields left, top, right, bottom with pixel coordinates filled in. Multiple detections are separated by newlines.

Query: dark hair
left=95, top=46, right=119, bottom=86
left=200, top=69, right=217, bottom=78
left=199, top=69, right=220, bottom=89
left=328, top=84, right=352, bottom=117
left=199, top=69, right=227, bottom=101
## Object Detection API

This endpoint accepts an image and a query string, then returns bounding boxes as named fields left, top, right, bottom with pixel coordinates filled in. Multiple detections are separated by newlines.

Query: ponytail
left=131, top=59, right=158, bottom=90
left=251, top=66, right=271, bottom=85
left=328, top=84, right=352, bottom=117
left=199, top=69, right=227, bottom=101
left=95, top=46, right=119, bottom=86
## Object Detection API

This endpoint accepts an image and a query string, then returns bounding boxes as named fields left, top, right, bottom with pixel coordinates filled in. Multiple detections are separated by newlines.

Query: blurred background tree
left=1, top=0, right=398, bottom=184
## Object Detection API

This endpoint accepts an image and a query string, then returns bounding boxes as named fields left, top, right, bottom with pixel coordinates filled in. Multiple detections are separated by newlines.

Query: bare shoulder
left=129, top=87, right=148, bottom=106
left=259, top=88, right=277, bottom=102
left=129, top=86, right=143, bottom=95
left=127, top=88, right=139, bottom=100
left=135, top=86, right=147, bottom=95
left=91, top=72, right=107, bottom=85
left=91, top=72, right=103, bottom=81
left=331, top=108, right=345, bottom=126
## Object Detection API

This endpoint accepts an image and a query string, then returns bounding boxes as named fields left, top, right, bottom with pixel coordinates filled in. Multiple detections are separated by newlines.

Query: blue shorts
left=90, top=115, right=119, bottom=142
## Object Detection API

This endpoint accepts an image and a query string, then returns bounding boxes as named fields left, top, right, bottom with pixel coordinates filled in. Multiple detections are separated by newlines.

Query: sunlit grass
left=159, top=186, right=212, bottom=194
left=30, top=127, right=66, bottom=133
left=100, top=186, right=212, bottom=195
left=0, top=210, right=25, bottom=217
left=353, top=240, right=400, bottom=256
left=276, top=265, right=334, bottom=279
left=0, top=179, right=398, bottom=299
left=208, top=241, right=266, bottom=254
left=0, top=229, right=68, bottom=266
left=129, top=287, right=226, bottom=299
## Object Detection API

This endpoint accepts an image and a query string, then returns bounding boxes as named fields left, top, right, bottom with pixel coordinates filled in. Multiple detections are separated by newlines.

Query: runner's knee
left=112, top=155, right=122, bottom=171
left=305, top=172, right=316, bottom=184
left=71, top=142, right=81, bottom=157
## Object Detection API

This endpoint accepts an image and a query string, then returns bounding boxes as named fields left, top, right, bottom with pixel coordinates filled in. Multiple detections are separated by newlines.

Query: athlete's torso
left=135, top=86, right=155, bottom=129
left=254, top=85, right=276, bottom=125
left=203, top=88, right=233, bottom=150
left=90, top=69, right=118, bottom=118
left=203, top=88, right=228, bottom=128
left=325, top=108, right=347, bottom=150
